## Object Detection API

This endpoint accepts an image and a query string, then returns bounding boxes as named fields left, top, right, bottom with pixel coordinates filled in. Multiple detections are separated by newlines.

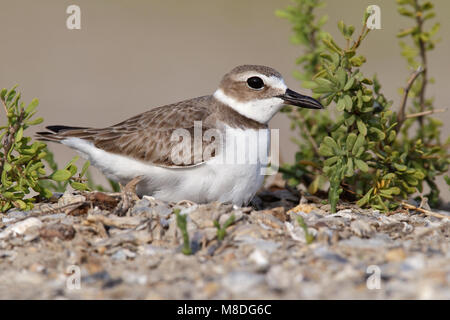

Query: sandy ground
left=0, top=182, right=448, bottom=300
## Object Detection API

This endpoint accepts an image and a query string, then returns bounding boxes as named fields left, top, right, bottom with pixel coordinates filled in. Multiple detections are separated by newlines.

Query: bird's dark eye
left=247, top=76, right=265, bottom=90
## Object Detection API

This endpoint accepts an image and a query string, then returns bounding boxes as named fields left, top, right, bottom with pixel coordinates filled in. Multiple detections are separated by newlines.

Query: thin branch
left=406, top=108, right=446, bottom=119
left=0, top=108, right=25, bottom=175
left=293, top=111, right=321, bottom=158
left=414, top=0, right=429, bottom=129
left=401, top=201, right=448, bottom=219
left=351, top=23, right=369, bottom=50
left=396, top=66, right=423, bottom=132
left=1, top=97, right=7, bottom=114
left=0, top=98, right=7, bottom=174
left=9, top=201, right=88, bottom=223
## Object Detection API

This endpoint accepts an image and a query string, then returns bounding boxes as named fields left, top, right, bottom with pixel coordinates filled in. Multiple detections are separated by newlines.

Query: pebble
left=122, top=271, right=147, bottom=285
left=0, top=217, right=43, bottom=239
left=266, top=265, right=295, bottom=290
left=350, top=220, right=374, bottom=238
left=314, top=246, right=348, bottom=263
left=385, top=248, right=407, bottom=262
left=0, top=250, right=17, bottom=260
left=339, top=234, right=392, bottom=249
left=2, top=211, right=30, bottom=225
left=250, top=211, right=284, bottom=230
left=58, top=191, right=85, bottom=207
left=221, top=271, right=265, bottom=295
left=111, top=248, right=137, bottom=261
left=249, top=249, right=269, bottom=270
left=401, top=255, right=426, bottom=271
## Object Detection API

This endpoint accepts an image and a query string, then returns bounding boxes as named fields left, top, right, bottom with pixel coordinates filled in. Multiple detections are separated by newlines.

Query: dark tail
left=36, top=125, right=90, bottom=142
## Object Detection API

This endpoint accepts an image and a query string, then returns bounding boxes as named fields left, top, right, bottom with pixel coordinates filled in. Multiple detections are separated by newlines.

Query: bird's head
left=213, top=64, right=323, bottom=124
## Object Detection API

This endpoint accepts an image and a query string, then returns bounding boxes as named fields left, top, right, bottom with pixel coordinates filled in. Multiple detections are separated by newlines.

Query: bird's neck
left=210, top=94, right=268, bottom=130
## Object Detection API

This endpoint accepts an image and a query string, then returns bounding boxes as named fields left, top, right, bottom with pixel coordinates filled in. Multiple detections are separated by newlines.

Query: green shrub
left=0, top=86, right=90, bottom=212
left=277, top=0, right=449, bottom=212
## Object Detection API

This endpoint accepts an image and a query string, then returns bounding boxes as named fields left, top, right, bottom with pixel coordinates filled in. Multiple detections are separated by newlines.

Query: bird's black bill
left=278, top=88, right=323, bottom=109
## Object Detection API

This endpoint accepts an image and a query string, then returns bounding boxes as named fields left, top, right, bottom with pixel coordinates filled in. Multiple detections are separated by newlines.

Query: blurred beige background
left=1, top=0, right=449, bottom=199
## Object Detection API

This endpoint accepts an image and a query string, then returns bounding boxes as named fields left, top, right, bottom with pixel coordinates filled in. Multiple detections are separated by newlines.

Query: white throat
left=213, top=89, right=285, bottom=124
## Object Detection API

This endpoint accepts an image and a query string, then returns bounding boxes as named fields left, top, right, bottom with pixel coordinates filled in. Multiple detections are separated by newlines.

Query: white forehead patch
left=213, top=89, right=285, bottom=124
left=232, top=72, right=287, bottom=91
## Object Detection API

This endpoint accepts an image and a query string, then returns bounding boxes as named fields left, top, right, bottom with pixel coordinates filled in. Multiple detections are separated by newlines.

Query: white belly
left=61, top=127, right=270, bottom=206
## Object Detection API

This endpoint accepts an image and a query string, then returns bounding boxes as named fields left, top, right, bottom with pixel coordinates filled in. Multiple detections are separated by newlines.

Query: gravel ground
left=0, top=180, right=449, bottom=299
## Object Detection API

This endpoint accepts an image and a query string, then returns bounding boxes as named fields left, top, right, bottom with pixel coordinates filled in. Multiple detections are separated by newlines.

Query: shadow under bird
left=37, top=65, right=323, bottom=206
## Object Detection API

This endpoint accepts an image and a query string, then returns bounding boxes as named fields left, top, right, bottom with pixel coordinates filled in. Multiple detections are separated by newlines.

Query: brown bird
left=37, top=65, right=322, bottom=205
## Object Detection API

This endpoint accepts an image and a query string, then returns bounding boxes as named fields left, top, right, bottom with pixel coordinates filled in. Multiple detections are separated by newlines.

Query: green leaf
left=25, top=98, right=39, bottom=114
left=40, top=188, right=53, bottom=199
left=351, top=134, right=365, bottom=155
left=4, top=162, right=12, bottom=172
left=323, top=136, right=339, bottom=151
left=324, top=156, right=339, bottom=166
left=349, top=56, right=366, bottom=67
left=404, top=175, right=418, bottom=186
left=338, top=20, right=345, bottom=35
left=0, top=88, right=7, bottom=101
left=26, top=117, right=44, bottom=126
left=336, top=97, right=346, bottom=112
left=15, top=127, right=24, bottom=142
left=357, top=188, right=373, bottom=207
left=356, top=119, right=367, bottom=136
left=383, top=173, right=396, bottom=180
left=386, top=187, right=401, bottom=195
left=322, top=39, right=342, bottom=54
left=70, top=181, right=90, bottom=191
left=319, top=145, right=334, bottom=157
left=398, top=7, right=414, bottom=17
left=397, top=27, right=416, bottom=38
left=355, top=159, right=369, bottom=172
left=393, top=163, right=407, bottom=171
left=413, top=171, right=426, bottom=180
left=308, top=175, right=321, bottom=194
left=335, top=67, right=347, bottom=88
left=81, top=161, right=90, bottom=177
left=315, top=78, right=335, bottom=90
left=67, top=164, right=77, bottom=176
left=343, top=95, right=352, bottom=110
left=345, top=133, right=357, bottom=151
left=343, top=77, right=355, bottom=91
left=50, top=169, right=72, bottom=181
left=2, top=202, right=11, bottom=212
left=64, top=156, right=80, bottom=170
left=388, top=130, right=396, bottom=142
left=369, top=127, right=386, bottom=140
left=14, top=199, right=27, bottom=210
left=3, top=192, right=14, bottom=199
left=345, top=158, right=354, bottom=177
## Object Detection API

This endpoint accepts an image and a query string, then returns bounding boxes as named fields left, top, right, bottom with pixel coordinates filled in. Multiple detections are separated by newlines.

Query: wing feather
left=37, top=96, right=220, bottom=167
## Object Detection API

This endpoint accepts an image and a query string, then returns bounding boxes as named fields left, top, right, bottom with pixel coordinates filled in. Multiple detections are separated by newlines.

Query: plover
left=37, top=65, right=322, bottom=205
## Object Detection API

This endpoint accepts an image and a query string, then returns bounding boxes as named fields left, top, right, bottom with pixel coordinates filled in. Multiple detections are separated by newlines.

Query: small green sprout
left=297, top=216, right=314, bottom=244
left=175, top=208, right=192, bottom=255
left=213, top=214, right=235, bottom=241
